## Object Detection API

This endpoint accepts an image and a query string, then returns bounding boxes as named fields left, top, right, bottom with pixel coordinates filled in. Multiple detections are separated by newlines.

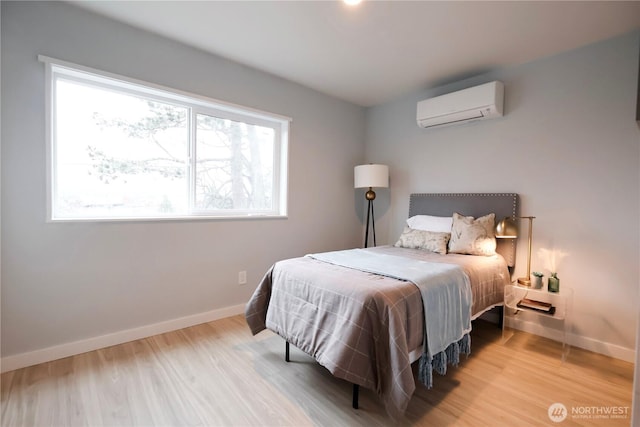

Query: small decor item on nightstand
left=532, top=271, right=544, bottom=289
left=538, top=248, right=567, bottom=293
left=548, top=272, right=560, bottom=293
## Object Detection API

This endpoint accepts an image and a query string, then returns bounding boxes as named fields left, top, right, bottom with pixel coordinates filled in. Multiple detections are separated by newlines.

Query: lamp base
left=517, top=277, right=531, bottom=287
left=365, top=188, right=376, bottom=201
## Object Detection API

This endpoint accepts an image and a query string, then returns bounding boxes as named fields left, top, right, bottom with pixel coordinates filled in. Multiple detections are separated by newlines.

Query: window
left=42, top=56, right=289, bottom=221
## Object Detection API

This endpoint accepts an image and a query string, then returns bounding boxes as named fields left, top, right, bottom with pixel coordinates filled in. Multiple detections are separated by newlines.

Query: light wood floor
left=1, top=315, right=634, bottom=426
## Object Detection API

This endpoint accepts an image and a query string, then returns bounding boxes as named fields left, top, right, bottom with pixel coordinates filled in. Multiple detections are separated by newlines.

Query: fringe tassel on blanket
left=418, top=333, right=471, bottom=389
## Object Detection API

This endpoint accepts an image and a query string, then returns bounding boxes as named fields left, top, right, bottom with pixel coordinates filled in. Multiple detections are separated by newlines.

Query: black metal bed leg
left=285, top=340, right=359, bottom=410
left=352, top=384, right=359, bottom=409
left=497, top=305, right=504, bottom=329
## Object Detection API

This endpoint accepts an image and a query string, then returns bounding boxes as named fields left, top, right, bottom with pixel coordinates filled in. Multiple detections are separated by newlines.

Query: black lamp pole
left=364, top=187, right=376, bottom=248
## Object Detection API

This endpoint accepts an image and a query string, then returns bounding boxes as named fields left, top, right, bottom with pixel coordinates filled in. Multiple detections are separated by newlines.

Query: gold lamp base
left=365, top=188, right=376, bottom=201
left=517, top=277, right=531, bottom=287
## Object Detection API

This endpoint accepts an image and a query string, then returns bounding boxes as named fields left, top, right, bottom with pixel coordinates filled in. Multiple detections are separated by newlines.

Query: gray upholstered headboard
left=408, top=193, right=519, bottom=267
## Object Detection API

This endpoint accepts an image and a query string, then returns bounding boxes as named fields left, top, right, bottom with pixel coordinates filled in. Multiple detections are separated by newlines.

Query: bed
left=245, top=193, right=518, bottom=418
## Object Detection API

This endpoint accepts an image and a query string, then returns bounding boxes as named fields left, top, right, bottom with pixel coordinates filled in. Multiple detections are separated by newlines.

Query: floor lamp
left=354, top=164, right=389, bottom=248
left=495, top=216, right=536, bottom=286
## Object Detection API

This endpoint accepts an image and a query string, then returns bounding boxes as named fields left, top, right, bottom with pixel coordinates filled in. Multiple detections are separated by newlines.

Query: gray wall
left=1, top=2, right=365, bottom=357
left=2, top=1, right=638, bottom=363
left=366, top=31, right=640, bottom=354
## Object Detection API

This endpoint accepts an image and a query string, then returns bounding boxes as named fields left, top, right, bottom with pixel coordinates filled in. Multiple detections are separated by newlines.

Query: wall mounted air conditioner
left=417, top=81, right=504, bottom=129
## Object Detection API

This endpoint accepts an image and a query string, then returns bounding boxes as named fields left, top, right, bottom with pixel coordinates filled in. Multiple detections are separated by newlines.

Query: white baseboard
left=2, top=304, right=634, bottom=373
left=0, top=303, right=246, bottom=373
left=506, top=317, right=635, bottom=363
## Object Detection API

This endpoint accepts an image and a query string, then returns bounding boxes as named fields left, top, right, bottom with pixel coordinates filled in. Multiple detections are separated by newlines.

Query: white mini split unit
left=416, top=81, right=504, bottom=129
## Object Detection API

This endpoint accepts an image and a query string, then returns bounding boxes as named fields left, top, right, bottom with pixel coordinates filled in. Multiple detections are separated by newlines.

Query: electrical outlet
left=238, top=271, right=247, bottom=285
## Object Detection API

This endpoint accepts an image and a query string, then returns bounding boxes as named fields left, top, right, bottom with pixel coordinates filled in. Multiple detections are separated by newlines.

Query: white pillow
left=406, top=215, right=453, bottom=233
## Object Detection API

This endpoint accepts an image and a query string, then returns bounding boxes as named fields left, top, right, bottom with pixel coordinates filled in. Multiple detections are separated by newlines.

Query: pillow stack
left=394, top=213, right=497, bottom=256
left=395, top=214, right=452, bottom=255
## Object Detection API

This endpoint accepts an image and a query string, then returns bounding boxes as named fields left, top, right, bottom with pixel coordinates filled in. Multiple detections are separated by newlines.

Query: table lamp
left=495, top=216, right=536, bottom=286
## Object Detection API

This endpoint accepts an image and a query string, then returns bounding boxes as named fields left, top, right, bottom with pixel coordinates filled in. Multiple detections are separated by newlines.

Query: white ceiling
left=71, top=1, right=640, bottom=107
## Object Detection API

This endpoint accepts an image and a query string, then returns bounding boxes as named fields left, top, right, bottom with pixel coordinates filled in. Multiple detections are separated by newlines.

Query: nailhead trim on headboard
left=408, top=193, right=519, bottom=267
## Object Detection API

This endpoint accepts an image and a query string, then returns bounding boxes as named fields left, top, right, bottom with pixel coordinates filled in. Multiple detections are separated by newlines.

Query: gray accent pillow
left=448, top=212, right=497, bottom=256
left=394, top=226, right=450, bottom=255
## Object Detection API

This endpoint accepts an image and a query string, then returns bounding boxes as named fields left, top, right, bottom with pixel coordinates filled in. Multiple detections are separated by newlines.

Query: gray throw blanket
left=309, top=249, right=472, bottom=388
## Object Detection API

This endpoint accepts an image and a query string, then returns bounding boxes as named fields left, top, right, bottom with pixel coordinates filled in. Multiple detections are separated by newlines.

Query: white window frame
left=40, top=55, right=290, bottom=222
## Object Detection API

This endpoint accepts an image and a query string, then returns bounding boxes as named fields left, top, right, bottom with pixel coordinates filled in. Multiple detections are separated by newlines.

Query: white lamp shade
left=354, top=164, right=389, bottom=189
